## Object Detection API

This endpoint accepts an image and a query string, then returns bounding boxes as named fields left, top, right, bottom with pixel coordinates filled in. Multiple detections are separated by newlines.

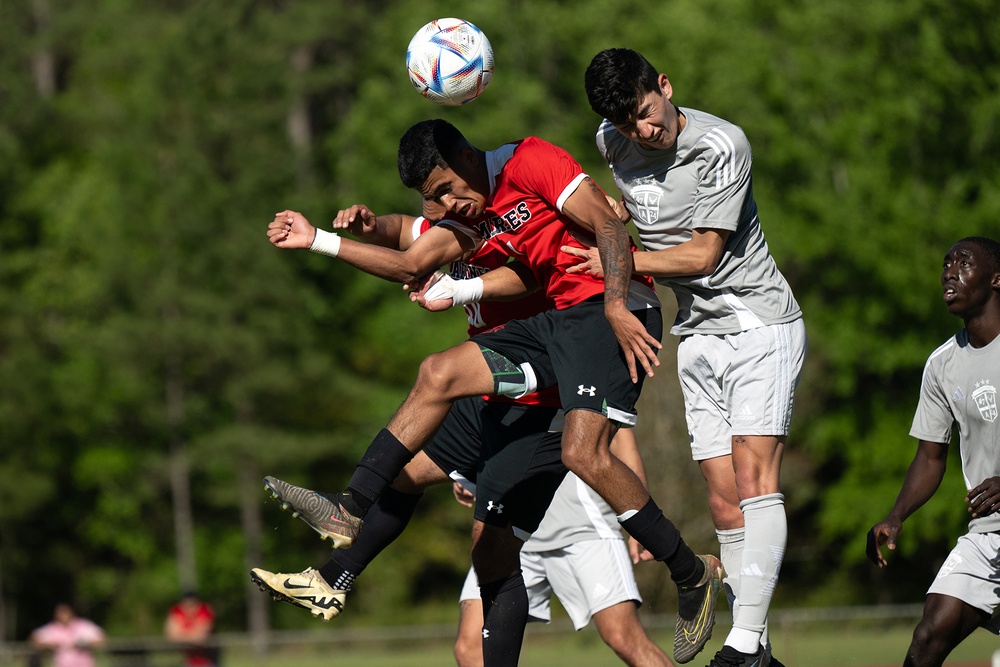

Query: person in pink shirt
left=30, top=603, right=105, bottom=667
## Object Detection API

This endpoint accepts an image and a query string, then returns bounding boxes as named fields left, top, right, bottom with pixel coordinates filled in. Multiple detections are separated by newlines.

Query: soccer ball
left=406, top=18, right=494, bottom=106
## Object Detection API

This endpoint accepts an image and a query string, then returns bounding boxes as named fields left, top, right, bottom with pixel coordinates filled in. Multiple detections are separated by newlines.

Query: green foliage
left=2, top=0, right=999, bottom=641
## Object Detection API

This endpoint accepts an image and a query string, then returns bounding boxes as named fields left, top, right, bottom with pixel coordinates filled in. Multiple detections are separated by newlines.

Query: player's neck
left=963, top=304, right=1000, bottom=348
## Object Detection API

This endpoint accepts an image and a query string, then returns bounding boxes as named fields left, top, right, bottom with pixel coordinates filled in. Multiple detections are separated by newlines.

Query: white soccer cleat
left=250, top=567, right=346, bottom=621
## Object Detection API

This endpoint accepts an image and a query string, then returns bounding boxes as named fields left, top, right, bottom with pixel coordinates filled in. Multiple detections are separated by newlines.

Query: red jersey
left=448, top=137, right=655, bottom=309
left=167, top=601, right=215, bottom=667
left=415, top=217, right=561, bottom=408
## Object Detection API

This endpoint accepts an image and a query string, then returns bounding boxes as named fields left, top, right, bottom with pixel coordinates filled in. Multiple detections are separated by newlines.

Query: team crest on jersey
left=630, top=186, right=662, bottom=226
left=972, top=379, right=997, bottom=423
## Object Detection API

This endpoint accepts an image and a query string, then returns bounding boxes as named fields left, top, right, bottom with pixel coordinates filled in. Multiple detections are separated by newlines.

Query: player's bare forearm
left=887, top=440, right=948, bottom=522
left=482, top=262, right=539, bottom=301
left=631, top=227, right=729, bottom=278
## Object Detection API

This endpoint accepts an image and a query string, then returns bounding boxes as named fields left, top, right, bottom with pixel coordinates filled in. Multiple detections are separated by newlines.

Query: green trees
left=1, top=0, right=998, bottom=641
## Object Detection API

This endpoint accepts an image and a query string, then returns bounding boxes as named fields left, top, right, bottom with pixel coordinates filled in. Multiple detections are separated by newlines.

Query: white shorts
left=677, top=319, right=807, bottom=461
left=459, top=538, right=640, bottom=630
left=926, top=532, right=1000, bottom=634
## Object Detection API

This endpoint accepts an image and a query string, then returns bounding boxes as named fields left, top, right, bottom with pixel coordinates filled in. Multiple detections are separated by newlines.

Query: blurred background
left=1, top=0, right=999, bottom=663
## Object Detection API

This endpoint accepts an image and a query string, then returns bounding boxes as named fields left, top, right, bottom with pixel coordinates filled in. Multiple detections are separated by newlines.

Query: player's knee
left=471, top=531, right=520, bottom=582
left=414, top=350, right=464, bottom=397
left=453, top=636, right=481, bottom=667
left=560, top=438, right=605, bottom=478
left=598, top=624, right=631, bottom=654
left=908, top=618, right=952, bottom=665
left=707, top=494, right=743, bottom=529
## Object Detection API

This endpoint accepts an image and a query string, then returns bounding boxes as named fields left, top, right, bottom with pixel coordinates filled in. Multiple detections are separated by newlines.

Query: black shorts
left=423, top=396, right=567, bottom=536
left=471, top=298, right=663, bottom=425
left=422, top=396, right=484, bottom=485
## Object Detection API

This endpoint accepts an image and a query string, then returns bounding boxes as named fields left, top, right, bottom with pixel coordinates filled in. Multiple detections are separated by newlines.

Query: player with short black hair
left=264, top=119, right=723, bottom=666
left=867, top=236, right=1000, bottom=667
left=576, top=48, right=807, bottom=667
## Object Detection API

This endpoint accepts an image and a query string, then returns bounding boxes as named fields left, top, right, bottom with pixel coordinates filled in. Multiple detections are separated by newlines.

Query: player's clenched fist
left=267, top=210, right=316, bottom=250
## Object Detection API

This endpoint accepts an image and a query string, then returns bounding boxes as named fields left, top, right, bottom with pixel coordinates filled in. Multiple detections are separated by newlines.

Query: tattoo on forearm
left=588, top=181, right=632, bottom=302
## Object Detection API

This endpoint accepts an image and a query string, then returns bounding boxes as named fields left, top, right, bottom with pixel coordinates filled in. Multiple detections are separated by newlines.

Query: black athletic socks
left=620, top=498, right=702, bottom=587
left=480, top=572, right=528, bottom=667
left=319, top=487, right=423, bottom=587
left=343, top=429, right=415, bottom=515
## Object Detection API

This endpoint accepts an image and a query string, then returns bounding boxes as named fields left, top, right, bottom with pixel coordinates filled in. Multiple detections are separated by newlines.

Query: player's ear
left=457, top=144, right=479, bottom=168
left=658, top=73, right=672, bottom=100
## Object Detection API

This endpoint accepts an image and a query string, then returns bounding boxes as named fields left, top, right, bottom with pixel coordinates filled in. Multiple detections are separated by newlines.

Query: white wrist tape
left=423, top=273, right=484, bottom=306
left=309, top=228, right=342, bottom=257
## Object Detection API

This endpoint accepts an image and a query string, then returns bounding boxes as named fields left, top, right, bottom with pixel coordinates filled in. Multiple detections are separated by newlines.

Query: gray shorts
left=459, top=537, right=640, bottom=630
left=677, top=318, right=807, bottom=461
left=927, top=531, right=1000, bottom=634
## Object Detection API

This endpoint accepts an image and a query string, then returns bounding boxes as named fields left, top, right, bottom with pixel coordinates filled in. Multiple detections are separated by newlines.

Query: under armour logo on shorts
left=578, top=385, right=596, bottom=396
left=486, top=500, right=504, bottom=514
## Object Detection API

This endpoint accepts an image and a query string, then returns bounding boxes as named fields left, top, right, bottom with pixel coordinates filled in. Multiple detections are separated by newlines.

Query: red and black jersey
left=448, top=137, right=653, bottom=309
left=415, top=217, right=560, bottom=408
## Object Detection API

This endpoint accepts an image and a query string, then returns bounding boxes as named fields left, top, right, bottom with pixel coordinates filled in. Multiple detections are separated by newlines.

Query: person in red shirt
left=264, top=119, right=722, bottom=666
left=164, top=592, right=217, bottom=667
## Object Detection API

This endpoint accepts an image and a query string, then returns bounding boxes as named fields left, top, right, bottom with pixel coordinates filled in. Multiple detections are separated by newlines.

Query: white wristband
left=309, top=228, right=342, bottom=257
left=423, top=273, right=484, bottom=306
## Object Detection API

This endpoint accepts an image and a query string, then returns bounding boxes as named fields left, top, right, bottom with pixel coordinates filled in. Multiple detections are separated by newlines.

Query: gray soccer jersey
left=523, top=472, right=622, bottom=552
left=910, top=329, right=1000, bottom=533
left=596, top=107, right=801, bottom=336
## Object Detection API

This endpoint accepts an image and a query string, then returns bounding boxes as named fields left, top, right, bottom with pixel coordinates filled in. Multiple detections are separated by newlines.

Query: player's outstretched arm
left=331, top=205, right=419, bottom=250
left=866, top=439, right=948, bottom=568
left=562, top=227, right=730, bottom=280
left=561, top=179, right=661, bottom=382
left=270, top=209, right=476, bottom=284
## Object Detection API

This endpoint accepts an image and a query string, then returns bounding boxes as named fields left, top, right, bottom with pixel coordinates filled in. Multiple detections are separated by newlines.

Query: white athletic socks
left=716, top=527, right=744, bottom=616
left=724, top=493, right=785, bottom=655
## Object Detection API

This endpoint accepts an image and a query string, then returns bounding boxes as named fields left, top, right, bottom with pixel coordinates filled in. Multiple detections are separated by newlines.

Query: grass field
left=201, top=618, right=1000, bottom=667
left=13, top=614, right=998, bottom=667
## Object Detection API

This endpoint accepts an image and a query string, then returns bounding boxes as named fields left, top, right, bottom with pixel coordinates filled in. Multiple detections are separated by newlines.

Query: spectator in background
left=164, top=591, right=218, bottom=667
left=30, top=602, right=105, bottom=667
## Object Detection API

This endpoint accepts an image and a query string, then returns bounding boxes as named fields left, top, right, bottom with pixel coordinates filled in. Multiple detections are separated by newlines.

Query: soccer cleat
left=251, top=567, right=346, bottom=621
left=263, top=476, right=362, bottom=549
left=704, top=644, right=769, bottom=667
left=673, top=554, right=725, bottom=663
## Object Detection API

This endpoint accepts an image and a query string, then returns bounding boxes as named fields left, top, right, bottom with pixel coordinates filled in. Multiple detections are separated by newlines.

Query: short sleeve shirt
left=910, top=329, right=1000, bottom=533
left=32, top=619, right=105, bottom=667
left=596, top=107, right=800, bottom=335
left=449, top=137, right=657, bottom=311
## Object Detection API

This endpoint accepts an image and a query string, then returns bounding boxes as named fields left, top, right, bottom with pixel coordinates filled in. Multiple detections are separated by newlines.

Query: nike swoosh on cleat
left=681, top=600, right=713, bottom=642
left=283, top=578, right=317, bottom=589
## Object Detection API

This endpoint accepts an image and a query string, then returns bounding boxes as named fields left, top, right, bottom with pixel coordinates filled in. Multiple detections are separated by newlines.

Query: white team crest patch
left=939, top=550, right=963, bottom=577
left=631, top=186, right=662, bottom=226
left=972, top=379, right=997, bottom=423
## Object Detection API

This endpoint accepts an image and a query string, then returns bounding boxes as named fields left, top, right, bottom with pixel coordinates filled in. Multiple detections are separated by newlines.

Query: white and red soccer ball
left=406, top=18, right=494, bottom=106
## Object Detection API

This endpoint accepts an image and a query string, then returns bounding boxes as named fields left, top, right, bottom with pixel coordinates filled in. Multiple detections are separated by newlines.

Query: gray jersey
left=523, top=472, right=622, bottom=552
left=910, top=329, right=1000, bottom=533
left=596, top=107, right=801, bottom=336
